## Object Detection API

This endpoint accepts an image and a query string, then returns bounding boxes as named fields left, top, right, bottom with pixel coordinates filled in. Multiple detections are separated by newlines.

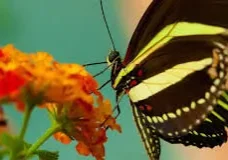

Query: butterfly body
left=107, top=0, right=228, bottom=159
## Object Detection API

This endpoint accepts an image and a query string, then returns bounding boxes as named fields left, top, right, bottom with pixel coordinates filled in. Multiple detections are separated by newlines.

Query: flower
left=0, top=44, right=121, bottom=159
left=49, top=85, right=121, bottom=160
left=44, top=62, right=121, bottom=160
left=0, top=45, right=100, bottom=109
left=53, top=132, right=71, bottom=144
left=0, top=70, right=27, bottom=99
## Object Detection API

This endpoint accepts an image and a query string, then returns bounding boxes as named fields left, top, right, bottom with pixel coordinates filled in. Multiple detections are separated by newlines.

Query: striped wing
left=162, top=121, right=227, bottom=148
left=206, top=92, right=228, bottom=126
left=131, top=101, right=160, bottom=160
left=128, top=39, right=228, bottom=137
left=123, top=0, right=228, bottom=65
left=161, top=92, right=228, bottom=148
left=131, top=92, right=228, bottom=150
left=115, top=0, right=228, bottom=159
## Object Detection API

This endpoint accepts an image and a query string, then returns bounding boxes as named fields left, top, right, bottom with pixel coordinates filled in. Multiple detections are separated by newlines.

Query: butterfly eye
left=107, top=51, right=120, bottom=64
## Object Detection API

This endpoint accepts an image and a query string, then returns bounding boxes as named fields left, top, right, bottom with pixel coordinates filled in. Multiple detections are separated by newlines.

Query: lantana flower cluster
left=0, top=44, right=121, bottom=160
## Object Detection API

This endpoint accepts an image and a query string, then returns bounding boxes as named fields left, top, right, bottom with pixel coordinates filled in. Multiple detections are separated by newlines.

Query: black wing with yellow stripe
left=131, top=102, right=160, bottom=160
left=116, top=0, right=228, bottom=160
left=123, top=0, right=228, bottom=65
left=162, top=121, right=227, bottom=148
left=160, top=91, right=228, bottom=148
left=129, top=39, right=228, bottom=137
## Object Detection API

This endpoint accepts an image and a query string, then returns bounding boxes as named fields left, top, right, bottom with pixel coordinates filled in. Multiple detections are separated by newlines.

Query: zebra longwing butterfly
left=106, top=0, right=228, bottom=159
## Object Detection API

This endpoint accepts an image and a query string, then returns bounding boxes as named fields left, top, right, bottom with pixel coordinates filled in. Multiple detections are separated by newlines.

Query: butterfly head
left=106, top=50, right=124, bottom=90
left=107, top=50, right=121, bottom=65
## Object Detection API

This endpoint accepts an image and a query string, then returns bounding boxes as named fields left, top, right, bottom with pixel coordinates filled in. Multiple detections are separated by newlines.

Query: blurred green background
left=0, top=0, right=181, bottom=160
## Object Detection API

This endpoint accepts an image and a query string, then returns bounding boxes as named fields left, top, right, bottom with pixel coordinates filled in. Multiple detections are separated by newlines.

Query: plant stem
left=25, top=123, right=61, bottom=158
left=9, top=152, right=16, bottom=160
left=19, top=107, right=32, bottom=139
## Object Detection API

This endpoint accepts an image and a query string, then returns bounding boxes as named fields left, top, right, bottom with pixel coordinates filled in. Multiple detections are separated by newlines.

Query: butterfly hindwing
left=131, top=101, right=160, bottom=160
left=162, top=121, right=227, bottom=148
left=204, top=91, right=228, bottom=126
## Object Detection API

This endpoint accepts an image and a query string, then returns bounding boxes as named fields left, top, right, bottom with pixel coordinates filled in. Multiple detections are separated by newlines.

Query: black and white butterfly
left=105, top=0, right=228, bottom=159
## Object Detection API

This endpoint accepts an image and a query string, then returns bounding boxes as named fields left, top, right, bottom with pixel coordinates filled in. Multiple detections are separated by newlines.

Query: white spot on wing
left=168, top=113, right=177, bottom=119
left=152, top=117, right=158, bottom=123
left=205, top=92, right=210, bottom=99
left=210, top=86, right=217, bottom=93
left=197, top=99, right=206, bottom=104
left=157, top=116, right=164, bottom=123
left=219, top=71, right=224, bottom=78
left=191, top=102, right=196, bottom=109
left=182, top=107, right=190, bottom=112
left=162, top=114, right=168, bottom=121
left=176, top=109, right=182, bottom=116
left=147, top=116, right=152, bottom=123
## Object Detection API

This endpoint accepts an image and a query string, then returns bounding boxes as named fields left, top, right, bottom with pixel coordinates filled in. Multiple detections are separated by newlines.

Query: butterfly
left=106, top=0, right=228, bottom=159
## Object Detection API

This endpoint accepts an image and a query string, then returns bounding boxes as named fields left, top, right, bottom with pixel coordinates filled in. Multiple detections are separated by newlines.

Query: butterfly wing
left=132, top=98, right=228, bottom=153
left=117, top=0, right=228, bottom=159
left=131, top=98, right=228, bottom=158
left=162, top=120, right=227, bottom=148
left=128, top=39, right=228, bottom=137
left=162, top=91, right=228, bottom=147
left=123, top=0, right=228, bottom=65
left=131, top=101, right=160, bottom=160
left=206, top=92, right=228, bottom=126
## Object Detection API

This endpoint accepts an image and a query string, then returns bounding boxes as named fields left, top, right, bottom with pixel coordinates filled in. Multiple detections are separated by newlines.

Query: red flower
left=0, top=70, right=27, bottom=98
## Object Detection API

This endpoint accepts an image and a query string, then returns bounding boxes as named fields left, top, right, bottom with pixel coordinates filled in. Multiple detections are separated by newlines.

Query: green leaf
left=10, top=136, right=25, bottom=153
left=0, top=149, right=9, bottom=160
left=0, top=134, right=28, bottom=159
left=35, top=150, right=59, bottom=160
left=0, top=133, right=14, bottom=147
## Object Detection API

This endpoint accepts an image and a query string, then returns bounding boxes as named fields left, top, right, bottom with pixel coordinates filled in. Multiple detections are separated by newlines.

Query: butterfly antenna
left=82, top=61, right=107, bottom=67
left=99, top=0, right=116, bottom=51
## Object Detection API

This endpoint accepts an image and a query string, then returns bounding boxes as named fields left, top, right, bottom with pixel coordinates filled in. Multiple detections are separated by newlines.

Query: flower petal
left=53, top=132, right=71, bottom=144
left=76, top=142, right=91, bottom=156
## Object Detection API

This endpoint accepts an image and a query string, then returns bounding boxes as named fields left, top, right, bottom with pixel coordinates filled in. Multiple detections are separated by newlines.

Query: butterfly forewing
left=124, top=0, right=228, bottom=65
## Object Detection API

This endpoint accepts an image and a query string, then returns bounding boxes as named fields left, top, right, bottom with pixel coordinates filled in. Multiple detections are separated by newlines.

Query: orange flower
left=53, top=132, right=71, bottom=144
left=0, top=45, right=97, bottom=107
left=0, top=44, right=122, bottom=159
left=50, top=89, right=121, bottom=159
left=76, top=142, right=91, bottom=156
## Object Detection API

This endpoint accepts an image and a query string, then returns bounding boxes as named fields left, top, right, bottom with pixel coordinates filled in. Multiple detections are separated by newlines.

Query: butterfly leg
left=109, top=95, right=121, bottom=119
left=100, top=92, right=122, bottom=129
left=111, top=90, right=126, bottom=119
left=112, top=104, right=121, bottom=119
